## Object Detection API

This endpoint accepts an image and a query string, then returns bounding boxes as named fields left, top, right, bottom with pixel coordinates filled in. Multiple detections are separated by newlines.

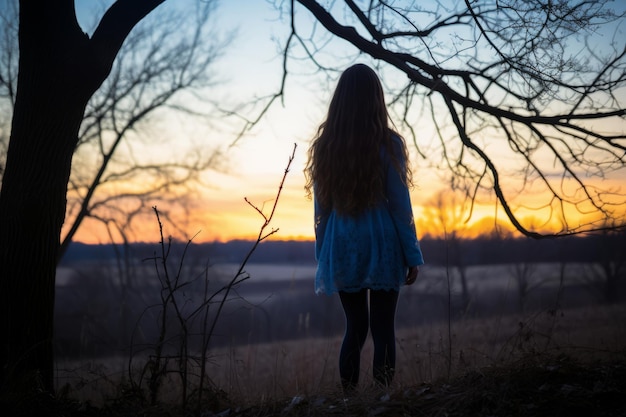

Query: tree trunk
left=0, top=0, right=164, bottom=394
left=0, top=97, right=85, bottom=394
left=0, top=24, right=91, bottom=393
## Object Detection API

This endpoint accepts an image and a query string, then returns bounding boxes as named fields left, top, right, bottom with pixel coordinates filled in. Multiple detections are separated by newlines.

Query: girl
left=305, top=63, right=424, bottom=392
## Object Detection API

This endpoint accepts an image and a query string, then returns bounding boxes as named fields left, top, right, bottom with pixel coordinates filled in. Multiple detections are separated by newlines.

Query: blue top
left=314, top=135, right=425, bottom=295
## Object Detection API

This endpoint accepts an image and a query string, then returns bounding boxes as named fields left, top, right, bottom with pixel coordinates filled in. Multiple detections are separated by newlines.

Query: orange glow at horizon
left=69, top=169, right=626, bottom=245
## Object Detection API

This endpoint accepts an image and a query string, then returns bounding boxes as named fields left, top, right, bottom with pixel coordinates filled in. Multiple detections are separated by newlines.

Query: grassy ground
left=4, top=351, right=625, bottom=416
left=4, top=303, right=626, bottom=416
left=236, top=354, right=626, bottom=417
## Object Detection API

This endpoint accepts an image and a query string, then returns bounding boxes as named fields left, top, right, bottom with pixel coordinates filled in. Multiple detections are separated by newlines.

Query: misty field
left=52, top=260, right=626, bottom=410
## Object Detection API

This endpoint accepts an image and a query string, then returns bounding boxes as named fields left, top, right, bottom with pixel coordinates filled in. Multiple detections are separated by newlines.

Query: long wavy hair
left=304, top=63, right=412, bottom=216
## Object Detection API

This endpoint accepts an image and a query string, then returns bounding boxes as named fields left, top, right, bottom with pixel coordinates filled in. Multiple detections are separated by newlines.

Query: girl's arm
left=386, top=139, right=424, bottom=267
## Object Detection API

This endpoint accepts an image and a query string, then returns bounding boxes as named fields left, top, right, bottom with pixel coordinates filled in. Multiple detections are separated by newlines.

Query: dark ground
left=4, top=352, right=626, bottom=417
left=235, top=353, right=626, bottom=417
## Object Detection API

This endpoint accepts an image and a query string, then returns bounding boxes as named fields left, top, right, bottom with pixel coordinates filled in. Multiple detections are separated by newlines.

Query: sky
left=69, top=0, right=626, bottom=244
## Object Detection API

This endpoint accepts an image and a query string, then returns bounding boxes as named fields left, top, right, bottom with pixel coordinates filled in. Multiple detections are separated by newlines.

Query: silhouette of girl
left=305, top=63, right=424, bottom=392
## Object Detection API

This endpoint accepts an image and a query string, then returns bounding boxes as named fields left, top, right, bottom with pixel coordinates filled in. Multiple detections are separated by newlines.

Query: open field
left=54, top=261, right=623, bottom=354
left=55, top=302, right=626, bottom=404
left=44, top=260, right=626, bottom=415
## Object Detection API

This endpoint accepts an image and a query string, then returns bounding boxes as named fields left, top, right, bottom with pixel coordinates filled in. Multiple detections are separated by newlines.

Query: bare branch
left=282, top=0, right=626, bottom=236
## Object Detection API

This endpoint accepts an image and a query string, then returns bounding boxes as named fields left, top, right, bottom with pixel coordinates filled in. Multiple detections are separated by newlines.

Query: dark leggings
left=338, top=289, right=399, bottom=391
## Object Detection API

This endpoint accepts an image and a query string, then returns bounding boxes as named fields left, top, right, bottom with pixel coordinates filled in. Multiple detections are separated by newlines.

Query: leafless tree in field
left=0, top=0, right=227, bottom=394
left=583, top=220, right=626, bottom=304
left=508, top=262, right=539, bottom=313
left=420, top=189, right=472, bottom=311
left=0, top=1, right=229, bottom=261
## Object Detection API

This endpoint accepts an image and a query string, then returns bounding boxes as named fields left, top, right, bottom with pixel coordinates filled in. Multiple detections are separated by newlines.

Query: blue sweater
left=314, top=136, right=425, bottom=295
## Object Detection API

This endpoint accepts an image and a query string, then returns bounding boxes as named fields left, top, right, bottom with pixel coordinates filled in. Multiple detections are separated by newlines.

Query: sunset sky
left=69, top=0, right=626, bottom=244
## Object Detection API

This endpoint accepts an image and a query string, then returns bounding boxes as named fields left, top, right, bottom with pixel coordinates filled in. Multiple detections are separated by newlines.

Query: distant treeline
left=60, top=231, right=625, bottom=267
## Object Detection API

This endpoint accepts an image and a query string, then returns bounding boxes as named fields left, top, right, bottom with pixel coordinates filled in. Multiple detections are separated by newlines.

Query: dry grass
left=234, top=353, right=626, bottom=417
left=202, top=303, right=626, bottom=404
left=5, top=302, right=625, bottom=416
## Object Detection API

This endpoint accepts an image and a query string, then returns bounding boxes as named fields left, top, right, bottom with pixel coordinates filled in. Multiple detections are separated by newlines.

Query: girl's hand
left=405, top=266, right=419, bottom=285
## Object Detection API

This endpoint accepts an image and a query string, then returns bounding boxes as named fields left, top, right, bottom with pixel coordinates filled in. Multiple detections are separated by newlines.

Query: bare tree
left=508, top=262, right=539, bottom=313
left=0, top=0, right=225, bottom=394
left=0, top=1, right=227, bottom=261
left=420, top=189, right=472, bottom=310
left=273, top=0, right=626, bottom=237
left=583, top=221, right=626, bottom=304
